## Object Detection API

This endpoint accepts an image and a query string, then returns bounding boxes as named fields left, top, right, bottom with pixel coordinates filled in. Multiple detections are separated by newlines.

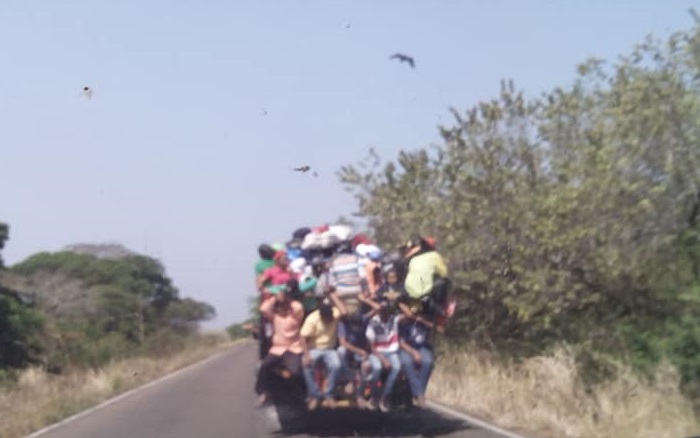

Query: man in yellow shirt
left=300, top=294, right=347, bottom=410
left=402, top=236, right=451, bottom=321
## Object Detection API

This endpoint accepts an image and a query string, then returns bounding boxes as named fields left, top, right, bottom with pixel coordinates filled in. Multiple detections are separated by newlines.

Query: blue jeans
left=303, top=348, right=342, bottom=400
left=337, top=346, right=371, bottom=396
left=399, top=347, right=434, bottom=398
left=368, top=351, right=401, bottom=399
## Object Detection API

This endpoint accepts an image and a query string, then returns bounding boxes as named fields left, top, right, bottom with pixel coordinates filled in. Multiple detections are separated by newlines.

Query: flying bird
left=389, top=53, right=415, bottom=69
left=313, top=171, right=319, bottom=178
left=293, top=165, right=311, bottom=173
left=82, top=86, right=93, bottom=100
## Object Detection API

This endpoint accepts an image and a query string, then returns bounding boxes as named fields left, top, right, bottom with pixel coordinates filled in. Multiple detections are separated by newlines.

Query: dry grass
left=428, top=345, right=700, bottom=438
left=0, top=332, right=236, bottom=438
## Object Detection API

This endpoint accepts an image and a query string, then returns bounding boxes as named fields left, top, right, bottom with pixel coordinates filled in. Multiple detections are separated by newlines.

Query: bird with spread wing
left=389, top=53, right=415, bottom=69
left=293, top=165, right=319, bottom=177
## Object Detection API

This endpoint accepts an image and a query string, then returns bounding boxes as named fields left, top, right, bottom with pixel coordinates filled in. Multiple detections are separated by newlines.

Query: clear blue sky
left=0, top=1, right=694, bottom=328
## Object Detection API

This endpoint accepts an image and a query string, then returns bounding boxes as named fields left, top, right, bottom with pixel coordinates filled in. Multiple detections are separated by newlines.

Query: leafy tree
left=0, top=223, right=44, bottom=370
left=7, top=247, right=217, bottom=370
left=164, top=298, right=216, bottom=334
left=339, top=12, right=700, bottom=387
left=0, top=295, right=43, bottom=368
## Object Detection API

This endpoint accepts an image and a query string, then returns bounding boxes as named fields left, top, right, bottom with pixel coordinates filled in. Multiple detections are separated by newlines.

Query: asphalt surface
left=29, top=341, right=514, bottom=438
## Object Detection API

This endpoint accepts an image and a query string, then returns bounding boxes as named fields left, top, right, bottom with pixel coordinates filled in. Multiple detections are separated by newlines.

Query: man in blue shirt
left=398, top=314, right=435, bottom=407
left=336, top=293, right=380, bottom=409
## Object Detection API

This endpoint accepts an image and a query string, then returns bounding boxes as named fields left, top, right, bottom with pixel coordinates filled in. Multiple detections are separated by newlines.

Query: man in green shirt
left=403, top=237, right=448, bottom=300
left=402, top=236, right=451, bottom=330
left=255, top=244, right=276, bottom=277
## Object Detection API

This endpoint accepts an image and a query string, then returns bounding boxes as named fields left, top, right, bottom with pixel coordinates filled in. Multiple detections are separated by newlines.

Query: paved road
left=29, top=341, right=514, bottom=438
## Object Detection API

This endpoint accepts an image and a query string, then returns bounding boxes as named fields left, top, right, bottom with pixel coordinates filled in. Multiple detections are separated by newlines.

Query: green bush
left=338, top=12, right=700, bottom=393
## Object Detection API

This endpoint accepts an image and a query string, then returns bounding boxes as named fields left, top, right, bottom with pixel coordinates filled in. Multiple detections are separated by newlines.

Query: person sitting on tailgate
left=398, top=307, right=435, bottom=408
left=327, top=240, right=369, bottom=315
left=365, top=299, right=403, bottom=412
left=300, top=294, right=347, bottom=410
left=337, top=293, right=381, bottom=409
left=254, top=244, right=277, bottom=359
left=255, top=288, right=305, bottom=407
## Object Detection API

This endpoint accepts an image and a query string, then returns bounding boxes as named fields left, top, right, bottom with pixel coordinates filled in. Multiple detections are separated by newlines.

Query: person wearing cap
left=402, top=235, right=450, bottom=320
left=356, top=243, right=384, bottom=299
left=365, top=299, right=404, bottom=412
left=300, top=293, right=347, bottom=410
left=352, top=234, right=373, bottom=278
left=255, top=288, right=305, bottom=407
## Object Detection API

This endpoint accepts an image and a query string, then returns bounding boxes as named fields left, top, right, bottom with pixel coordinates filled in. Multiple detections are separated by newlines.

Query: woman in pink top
left=255, top=289, right=305, bottom=406
left=258, top=251, right=294, bottom=300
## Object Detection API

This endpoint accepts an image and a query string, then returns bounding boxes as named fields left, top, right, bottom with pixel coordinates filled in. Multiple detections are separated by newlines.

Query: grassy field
left=428, top=346, right=700, bottom=438
left=0, top=332, right=236, bottom=438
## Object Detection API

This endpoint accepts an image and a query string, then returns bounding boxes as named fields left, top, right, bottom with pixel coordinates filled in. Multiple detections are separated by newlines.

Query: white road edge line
left=426, top=401, right=534, bottom=438
left=25, top=342, right=245, bottom=438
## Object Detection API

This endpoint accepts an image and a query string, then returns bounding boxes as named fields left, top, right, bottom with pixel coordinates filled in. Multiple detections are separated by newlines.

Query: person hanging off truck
left=255, top=288, right=305, bottom=407
left=401, top=235, right=455, bottom=333
left=256, top=248, right=295, bottom=360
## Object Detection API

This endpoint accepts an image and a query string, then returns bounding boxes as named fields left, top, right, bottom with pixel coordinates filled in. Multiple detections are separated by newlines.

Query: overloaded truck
left=254, top=224, right=455, bottom=422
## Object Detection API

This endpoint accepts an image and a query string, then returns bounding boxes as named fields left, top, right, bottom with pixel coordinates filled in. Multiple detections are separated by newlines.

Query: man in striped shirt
left=365, top=301, right=403, bottom=412
left=327, top=240, right=369, bottom=315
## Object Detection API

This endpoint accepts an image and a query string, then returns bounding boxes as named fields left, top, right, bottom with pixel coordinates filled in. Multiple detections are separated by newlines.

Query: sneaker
left=366, top=399, right=378, bottom=411
left=307, top=398, right=319, bottom=411
left=413, top=397, right=425, bottom=407
left=322, top=398, right=337, bottom=409
left=379, top=399, right=390, bottom=413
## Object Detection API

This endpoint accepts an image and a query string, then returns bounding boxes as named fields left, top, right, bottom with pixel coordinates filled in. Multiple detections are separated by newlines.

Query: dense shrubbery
left=0, top=241, right=216, bottom=374
left=339, top=15, right=700, bottom=394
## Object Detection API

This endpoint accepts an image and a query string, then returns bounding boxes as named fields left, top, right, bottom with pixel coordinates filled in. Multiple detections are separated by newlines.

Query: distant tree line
left=0, top=226, right=216, bottom=375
